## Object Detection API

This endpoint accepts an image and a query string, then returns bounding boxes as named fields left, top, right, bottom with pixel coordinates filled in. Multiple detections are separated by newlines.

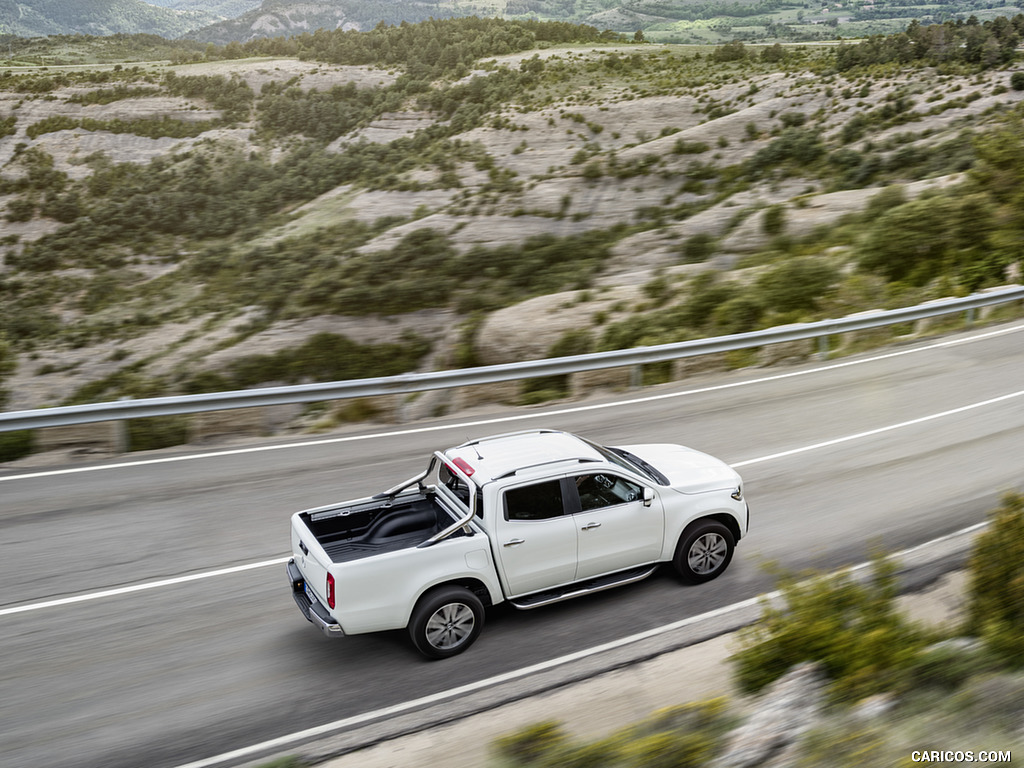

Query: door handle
left=503, top=538, right=525, bottom=547
left=581, top=521, right=602, bottom=530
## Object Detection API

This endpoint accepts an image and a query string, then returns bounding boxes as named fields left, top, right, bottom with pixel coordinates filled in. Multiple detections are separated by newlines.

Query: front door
left=570, top=472, right=664, bottom=580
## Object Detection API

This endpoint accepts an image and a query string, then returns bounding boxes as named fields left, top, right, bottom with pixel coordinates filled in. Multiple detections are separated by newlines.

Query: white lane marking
left=731, top=388, right=1024, bottom=467
left=0, top=557, right=291, bottom=618
left=3, top=383, right=1021, bottom=617
left=174, top=521, right=991, bottom=768
left=175, top=597, right=775, bottom=768
left=2, top=321, right=1023, bottom=484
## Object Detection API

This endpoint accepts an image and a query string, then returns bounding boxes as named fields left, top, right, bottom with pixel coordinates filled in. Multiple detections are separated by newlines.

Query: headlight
left=731, top=486, right=743, bottom=502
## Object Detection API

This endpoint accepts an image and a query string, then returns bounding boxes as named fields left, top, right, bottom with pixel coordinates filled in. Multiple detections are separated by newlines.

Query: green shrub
left=26, top=115, right=79, bottom=139
left=711, top=295, right=764, bottom=334
left=642, top=360, right=673, bottom=385
left=6, top=196, right=36, bottom=222
left=863, top=184, right=908, bottom=219
left=332, top=398, right=385, bottom=424
left=731, top=554, right=928, bottom=701
left=215, top=332, right=431, bottom=389
left=756, top=257, right=838, bottom=315
left=0, top=430, right=35, bottom=462
left=858, top=191, right=1004, bottom=288
left=672, top=139, right=710, bottom=155
left=762, top=204, right=787, bottom=236
left=671, top=272, right=738, bottom=330
left=493, top=720, right=569, bottom=764
left=127, top=416, right=189, bottom=452
left=779, top=111, right=807, bottom=128
left=748, top=128, right=825, bottom=175
left=582, top=160, right=603, bottom=179
left=712, top=40, right=747, bottom=62
left=903, top=640, right=1002, bottom=693
left=619, top=730, right=712, bottom=768
left=761, top=43, right=788, bottom=63
left=678, top=233, right=716, bottom=264
left=492, top=699, right=730, bottom=767
left=642, top=273, right=674, bottom=305
left=949, top=672, right=1024, bottom=733
left=796, top=719, right=887, bottom=768
left=965, top=492, right=1024, bottom=665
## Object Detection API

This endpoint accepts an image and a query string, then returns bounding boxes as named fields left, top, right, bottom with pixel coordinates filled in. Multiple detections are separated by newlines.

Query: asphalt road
left=2, top=321, right=1023, bottom=768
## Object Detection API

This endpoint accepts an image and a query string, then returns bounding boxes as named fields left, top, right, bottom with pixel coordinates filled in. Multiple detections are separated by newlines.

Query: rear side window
left=504, top=480, right=565, bottom=521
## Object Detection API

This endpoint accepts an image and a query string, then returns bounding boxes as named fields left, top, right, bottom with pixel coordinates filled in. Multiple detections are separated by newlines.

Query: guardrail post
left=966, top=307, right=976, bottom=327
left=817, top=334, right=829, bottom=360
left=115, top=397, right=130, bottom=454
left=630, top=364, right=643, bottom=389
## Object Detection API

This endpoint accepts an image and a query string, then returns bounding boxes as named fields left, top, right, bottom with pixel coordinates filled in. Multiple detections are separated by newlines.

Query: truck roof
left=444, top=429, right=605, bottom=484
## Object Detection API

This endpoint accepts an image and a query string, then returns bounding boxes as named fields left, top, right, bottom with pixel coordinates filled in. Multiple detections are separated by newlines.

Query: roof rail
left=495, top=456, right=601, bottom=480
left=456, top=428, right=565, bottom=449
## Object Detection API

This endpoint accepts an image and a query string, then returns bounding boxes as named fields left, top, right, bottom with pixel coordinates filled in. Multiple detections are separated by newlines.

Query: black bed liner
left=302, top=493, right=464, bottom=563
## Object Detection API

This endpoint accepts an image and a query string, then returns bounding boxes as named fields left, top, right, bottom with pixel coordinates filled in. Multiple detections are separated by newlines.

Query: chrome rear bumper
left=287, top=559, right=344, bottom=638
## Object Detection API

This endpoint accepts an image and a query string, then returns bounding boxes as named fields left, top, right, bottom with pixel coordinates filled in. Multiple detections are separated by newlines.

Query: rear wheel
left=673, top=521, right=734, bottom=583
left=408, top=586, right=484, bottom=659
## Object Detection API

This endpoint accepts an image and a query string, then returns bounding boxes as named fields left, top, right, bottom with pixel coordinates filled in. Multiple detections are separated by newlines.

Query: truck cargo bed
left=301, top=493, right=462, bottom=563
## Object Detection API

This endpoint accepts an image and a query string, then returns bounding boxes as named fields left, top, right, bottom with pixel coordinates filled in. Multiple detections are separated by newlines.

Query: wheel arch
left=700, top=512, right=742, bottom=545
left=412, top=577, right=494, bottom=615
left=666, top=510, right=741, bottom=561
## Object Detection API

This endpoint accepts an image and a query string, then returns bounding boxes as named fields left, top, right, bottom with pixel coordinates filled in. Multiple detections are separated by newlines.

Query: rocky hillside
left=186, top=0, right=455, bottom=42
left=1, top=24, right=1023, bottom=446
left=144, top=0, right=262, bottom=19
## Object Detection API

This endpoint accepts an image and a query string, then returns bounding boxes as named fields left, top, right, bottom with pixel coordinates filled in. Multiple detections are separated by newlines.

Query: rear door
left=492, top=478, right=577, bottom=596
left=570, top=471, right=664, bottom=580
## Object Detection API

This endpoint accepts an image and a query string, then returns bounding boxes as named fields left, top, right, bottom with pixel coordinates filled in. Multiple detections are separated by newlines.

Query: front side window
left=574, top=473, right=643, bottom=512
left=504, top=480, right=565, bottom=521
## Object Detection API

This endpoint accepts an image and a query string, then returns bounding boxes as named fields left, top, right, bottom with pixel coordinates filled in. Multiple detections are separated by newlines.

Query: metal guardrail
left=2, top=285, right=1022, bottom=433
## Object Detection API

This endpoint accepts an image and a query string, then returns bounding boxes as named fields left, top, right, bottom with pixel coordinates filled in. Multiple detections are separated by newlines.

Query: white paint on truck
left=287, top=429, right=748, bottom=659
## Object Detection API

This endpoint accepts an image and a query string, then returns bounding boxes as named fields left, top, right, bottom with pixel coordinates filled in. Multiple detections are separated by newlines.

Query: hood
left=618, top=443, right=740, bottom=494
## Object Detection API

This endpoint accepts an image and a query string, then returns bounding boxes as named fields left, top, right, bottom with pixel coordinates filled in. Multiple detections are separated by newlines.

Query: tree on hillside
left=858, top=192, right=1003, bottom=288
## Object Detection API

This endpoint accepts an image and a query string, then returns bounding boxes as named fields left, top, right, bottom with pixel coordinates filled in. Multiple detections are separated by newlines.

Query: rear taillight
left=326, top=573, right=336, bottom=609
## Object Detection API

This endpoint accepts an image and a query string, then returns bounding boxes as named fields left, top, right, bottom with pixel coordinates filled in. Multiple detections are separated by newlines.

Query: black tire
left=673, top=520, right=735, bottom=584
left=408, top=586, right=485, bottom=660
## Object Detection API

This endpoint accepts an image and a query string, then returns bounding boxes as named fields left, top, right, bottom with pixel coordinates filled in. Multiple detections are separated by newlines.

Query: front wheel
left=408, top=586, right=485, bottom=660
left=673, top=521, right=735, bottom=583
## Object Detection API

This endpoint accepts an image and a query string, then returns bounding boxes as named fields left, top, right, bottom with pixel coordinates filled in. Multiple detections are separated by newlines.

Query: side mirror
left=643, top=487, right=655, bottom=507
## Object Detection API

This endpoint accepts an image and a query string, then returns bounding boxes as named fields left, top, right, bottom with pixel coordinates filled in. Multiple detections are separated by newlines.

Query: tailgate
left=290, top=513, right=333, bottom=608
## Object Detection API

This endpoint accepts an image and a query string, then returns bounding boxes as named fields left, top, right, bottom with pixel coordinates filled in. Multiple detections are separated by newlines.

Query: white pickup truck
left=287, top=429, right=748, bottom=659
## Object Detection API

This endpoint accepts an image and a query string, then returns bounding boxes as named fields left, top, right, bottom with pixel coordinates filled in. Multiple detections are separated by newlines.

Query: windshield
left=579, top=437, right=669, bottom=485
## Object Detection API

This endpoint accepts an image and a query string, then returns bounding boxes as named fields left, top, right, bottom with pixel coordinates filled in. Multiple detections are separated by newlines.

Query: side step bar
left=509, top=564, right=658, bottom=610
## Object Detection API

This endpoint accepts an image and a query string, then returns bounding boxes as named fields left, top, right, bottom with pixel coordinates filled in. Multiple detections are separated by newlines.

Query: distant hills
left=0, top=0, right=218, bottom=38
left=0, top=0, right=465, bottom=43
left=2, top=0, right=1023, bottom=46
left=0, top=0, right=476, bottom=44
left=186, top=0, right=461, bottom=44
left=143, top=0, right=263, bottom=17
